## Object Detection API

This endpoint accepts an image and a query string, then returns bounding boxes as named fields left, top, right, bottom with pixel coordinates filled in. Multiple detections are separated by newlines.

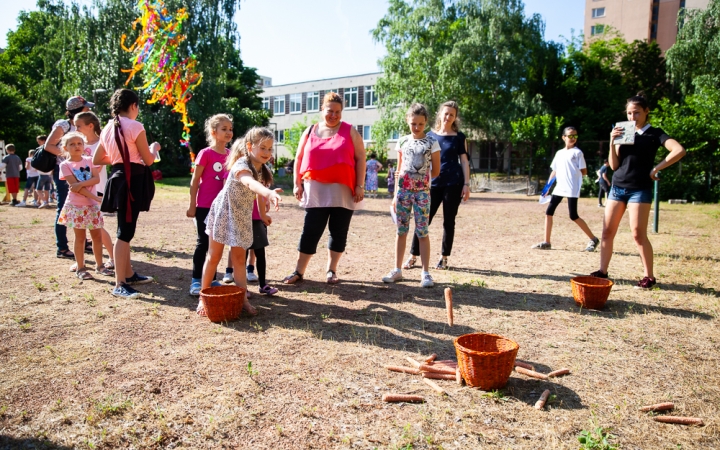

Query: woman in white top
left=532, top=127, right=600, bottom=252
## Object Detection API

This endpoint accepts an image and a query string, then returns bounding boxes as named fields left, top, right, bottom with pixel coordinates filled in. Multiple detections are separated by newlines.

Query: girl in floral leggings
left=382, top=104, right=440, bottom=288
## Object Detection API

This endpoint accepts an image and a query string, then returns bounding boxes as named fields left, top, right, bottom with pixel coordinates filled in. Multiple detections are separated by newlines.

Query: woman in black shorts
left=591, top=94, right=686, bottom=289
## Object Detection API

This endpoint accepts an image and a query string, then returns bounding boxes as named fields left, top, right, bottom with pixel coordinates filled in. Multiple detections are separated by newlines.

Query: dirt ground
left=1, top=182, right=718, bottom=449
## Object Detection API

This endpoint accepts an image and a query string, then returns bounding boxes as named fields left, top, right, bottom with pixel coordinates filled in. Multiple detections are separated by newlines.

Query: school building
left=584, top=0, right=709, bottom=53
left=260, top=72, right=391, bottom=160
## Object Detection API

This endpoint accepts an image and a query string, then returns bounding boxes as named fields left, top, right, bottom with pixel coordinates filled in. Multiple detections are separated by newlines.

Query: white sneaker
left=15, top=201, right=26, bottom=207
left=246, top=271, right=258, bottom=282
left=382, top=269, right=403, bottom=283
left=38, top=202, right=47, bottom=209
left=420, top=273, right=434, bottom=288
left=222, top=272, right=234, bottom=283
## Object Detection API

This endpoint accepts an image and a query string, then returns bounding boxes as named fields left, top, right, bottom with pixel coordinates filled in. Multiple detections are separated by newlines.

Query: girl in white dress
left=199, top=127, right=282, bottom=316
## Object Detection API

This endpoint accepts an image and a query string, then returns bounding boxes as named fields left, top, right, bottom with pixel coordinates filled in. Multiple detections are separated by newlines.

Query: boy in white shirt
left=532, top=127, right=599, bottom=252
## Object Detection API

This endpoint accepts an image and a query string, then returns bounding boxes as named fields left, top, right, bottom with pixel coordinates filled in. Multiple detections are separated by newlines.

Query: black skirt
left=101, top=163, right=155, bottom=213
left=248, top=219, right=269, bottom=250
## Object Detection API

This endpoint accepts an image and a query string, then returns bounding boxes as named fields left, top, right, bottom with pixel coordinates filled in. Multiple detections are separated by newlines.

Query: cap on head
left=66, top=96, right=95, bottom=111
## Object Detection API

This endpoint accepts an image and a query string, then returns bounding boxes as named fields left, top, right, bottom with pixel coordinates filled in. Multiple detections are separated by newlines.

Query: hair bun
left=635, top=90, right=646, bottom=98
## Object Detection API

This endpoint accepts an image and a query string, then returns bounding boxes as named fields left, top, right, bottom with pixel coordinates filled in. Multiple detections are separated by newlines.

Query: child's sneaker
left=584, top=237, right=600, bottom=252
left=15, top=201, right=26, bottom=207
left=126, top=272, right=152, bottom=285
left=222, top=272, right=234, bottom=283
left=382, top=269, right=403, bottom=283
left=634, top=276, right=657, bottom=290
left=259, top=285, right=278, bottom=295
left=210, top=280, right=223, bottom=287
left=531, top=242, right=551, bottom=250
left=420, top=272, right=434, bottom=288
left=246, top=265, right=258, bottom=282
left=112, top=283, right=140, bottom=299
left=189, top=279, right=202, bottom=296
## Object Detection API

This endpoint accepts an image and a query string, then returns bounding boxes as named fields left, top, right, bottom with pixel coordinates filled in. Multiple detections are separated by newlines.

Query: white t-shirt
left=26, top=157, right=39, bottom=177
left=395, top=134, right=440, bottom=191
left=550, top=147, right=586, bottom=198
left=86, top=140, right=107, bottom=194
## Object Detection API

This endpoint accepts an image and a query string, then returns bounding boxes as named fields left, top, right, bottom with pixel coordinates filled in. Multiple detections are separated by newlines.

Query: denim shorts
left=608, top=185, right=652, bottom=204
left=36, top=174, right=53, bottom=191
left=25, top=176, right=39, bottom=190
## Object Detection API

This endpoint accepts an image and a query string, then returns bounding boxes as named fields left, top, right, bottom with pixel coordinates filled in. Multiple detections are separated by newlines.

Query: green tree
left=510, top=114, right=563, bottom=177
left=283, top=116, right=319, bottom=158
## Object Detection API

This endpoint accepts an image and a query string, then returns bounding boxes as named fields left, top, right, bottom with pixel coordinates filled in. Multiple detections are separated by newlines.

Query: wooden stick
left=653, top=416, right=704, bottom=426
left=548, top=368, right=571, bottom=378
left=514, top=360, right=534, bottom=371
left=406, top=357, right=421, bottom=369
left=455, top=367, right=463, bottom=385
left=419, top=364, right=456, bottom=375
left=514, top=366, right=549, bottom=380
left=422, top=378, right=446, bottom=394
left=434, top=359, right=457, bottom=364
left=382, top=393, right=425, bottom=403
left=422, top=372, right=456, bottom=380
left=385, top=365, right=420, bottom=375
left=534, top=389, right=551, bottom=410
left=444, top=288, right=453, bottom=326
left=639, top=402, right=674, bottom=413
left=424, top=353, right=437, bottom=363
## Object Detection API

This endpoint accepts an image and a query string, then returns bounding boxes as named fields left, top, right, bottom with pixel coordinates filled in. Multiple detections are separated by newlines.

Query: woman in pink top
left=186, top=113, right=233, bottom=295
left=283, top=92, right=366, bottom=285
left=93, top=89, right=158, bottom=299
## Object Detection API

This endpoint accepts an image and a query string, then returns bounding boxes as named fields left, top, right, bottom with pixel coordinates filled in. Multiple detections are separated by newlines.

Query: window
left=327, top=89, right=338, bottom=94
left=591, top=24, right=605, bottom=36
left=306, top=91, right=319, bottom=112
left=591, top=7, right=605, bottom=18
left=262, top=97, right=269, bottom=110
left=273, top=96, right=285, bottom=115
left=275, top=130, right=285, bottom=143
left=289, top=93, right=302, bottom=114
left=364, top=85, right=378, bottom=107
left=362, top=125, right=372, bottom=141
left=344, top=87, right=358, bottom=109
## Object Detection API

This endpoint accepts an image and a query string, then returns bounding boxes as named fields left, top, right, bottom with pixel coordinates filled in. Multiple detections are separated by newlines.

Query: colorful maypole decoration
left=121, top=0, right=202, bottom=156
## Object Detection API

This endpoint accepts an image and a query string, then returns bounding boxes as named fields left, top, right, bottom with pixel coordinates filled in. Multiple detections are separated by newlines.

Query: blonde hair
left=226, top=127, right=274, bottom=186
left=204, top=114, right=233, bottom=146
left=433, top=101, right=460, bottom=132
left=75, top=111, right=102, bottom=136
left=60, top=131, right=85, bottom=158
left=322, top=92, right=343, bottom=110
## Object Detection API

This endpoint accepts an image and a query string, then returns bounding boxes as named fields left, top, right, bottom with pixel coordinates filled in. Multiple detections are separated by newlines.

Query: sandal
left=402, top=256, right=417, bottom=270
left=259, top=285, right=278, bottom=296
left=104, top=260, right=115, bottom=270
left=57, top=249, right=75, bottom=259
left=283, top=270, right=303, bottom=285
left=95, top=266, right=115, bottom=277
left=326, top=270, right=339, bottom=285
left=69, top=262, right=78, bottom=272
left=76, top=268, right=94, bottom=280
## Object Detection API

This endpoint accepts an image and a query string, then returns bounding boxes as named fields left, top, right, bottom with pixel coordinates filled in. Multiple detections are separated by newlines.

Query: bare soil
left=1, top=184, right=718, bottom=449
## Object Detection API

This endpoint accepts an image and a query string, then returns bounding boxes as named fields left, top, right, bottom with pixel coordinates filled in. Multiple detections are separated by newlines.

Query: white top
left=300, top=180, right=364, bottom=210
left=86, top=140, right=107, bottom=194
left=550, top=147, right=586, bottom=198
left=26, top=157, right=39, bottom=177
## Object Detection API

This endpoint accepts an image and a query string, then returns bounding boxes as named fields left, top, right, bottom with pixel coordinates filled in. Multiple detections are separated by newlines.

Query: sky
left=1, top=0, right=585, bottom=86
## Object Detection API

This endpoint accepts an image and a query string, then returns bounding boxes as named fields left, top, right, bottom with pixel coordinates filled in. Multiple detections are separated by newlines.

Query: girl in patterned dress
left=198, top=127, right=283, bottom=317
left=365, top=152, right=383, bottom=198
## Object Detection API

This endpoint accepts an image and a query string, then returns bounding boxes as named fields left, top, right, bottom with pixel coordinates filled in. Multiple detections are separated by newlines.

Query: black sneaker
left=589, top=270, right=608, bottom=279
left=126, top=272, right=153, bottom=285
left=112, top=283, right=140, bottom=299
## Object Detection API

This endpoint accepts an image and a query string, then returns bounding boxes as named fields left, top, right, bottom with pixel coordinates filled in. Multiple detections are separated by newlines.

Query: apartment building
left=260, top=72, right=389, bottom=159
left=584, top=0, right=709, bottom=52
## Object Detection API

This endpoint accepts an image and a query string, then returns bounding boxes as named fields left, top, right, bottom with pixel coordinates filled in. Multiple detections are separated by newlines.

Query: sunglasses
left=564, top=135, right=578, bottom=139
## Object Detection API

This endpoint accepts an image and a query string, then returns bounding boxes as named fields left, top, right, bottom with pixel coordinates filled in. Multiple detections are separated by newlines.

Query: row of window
left=272, top=125, right=400, bottom=144
left=262, top=86, right=379, bottom=115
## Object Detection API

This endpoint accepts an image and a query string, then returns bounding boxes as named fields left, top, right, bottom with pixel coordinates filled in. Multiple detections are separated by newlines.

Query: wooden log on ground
left=514, top=366, right=549, bottom=380
left=422, top=372, right=456, bottom=381
left=653, top=416, right=704, bottom=426
left=514, top=360, right=535, bottom=371
left=639, top=402, right=674, bottom=413
left=534, top=389, right=551, bottom=410
left=419, top=364, right=456, bottom=375
left=406, top=357, right=421, bottom=369
left=382, top=393, right=425, bottom=403
left=424, top=353, right=437, bottom=363
left=385, top=365, right=420, bottom=375
left=422, top=378, right=446, bottom=394
left=548, top=368, right=571, bottom=378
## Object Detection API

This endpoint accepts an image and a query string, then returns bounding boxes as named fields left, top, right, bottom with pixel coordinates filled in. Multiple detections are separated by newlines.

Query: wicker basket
left=200, top=285, right=245, bottom=323
left=571, top=276, right=614, bottom=310
left=454, top=333, right=519, bottom=389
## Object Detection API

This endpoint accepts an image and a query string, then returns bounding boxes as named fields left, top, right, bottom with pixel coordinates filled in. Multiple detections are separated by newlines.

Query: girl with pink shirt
left=186, top=114, right=233, bottom=296
left=93, top=89, right=158, bottom=299
left=56, top=132, right=107, bottom=281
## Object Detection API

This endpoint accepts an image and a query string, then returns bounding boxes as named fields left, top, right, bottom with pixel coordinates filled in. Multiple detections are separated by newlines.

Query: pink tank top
left=299, top=122, right=356, bottom=174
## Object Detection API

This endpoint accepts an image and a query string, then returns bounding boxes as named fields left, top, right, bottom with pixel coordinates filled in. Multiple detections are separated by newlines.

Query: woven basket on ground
left=571, top=276, right=613, bottom=310
left=200, top=285, right=245, bottom=323
left=454, top=333, right=519, bottom=389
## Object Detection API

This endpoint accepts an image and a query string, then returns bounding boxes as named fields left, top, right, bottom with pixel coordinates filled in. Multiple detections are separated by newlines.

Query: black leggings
left=546, top=195, right=580, bottom=221
left=247, top=248, right=267, bottom=287
left=410, top=184, right=463, bottom=257
left=298, top=207, right=354, bottom=255
left=192, top=207, right=211, bottom=280
left=598, top=181, right=609, bottom=205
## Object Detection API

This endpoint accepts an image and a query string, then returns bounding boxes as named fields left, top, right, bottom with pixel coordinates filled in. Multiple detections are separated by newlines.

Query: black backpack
left=30, top=145, right=57, bottom=173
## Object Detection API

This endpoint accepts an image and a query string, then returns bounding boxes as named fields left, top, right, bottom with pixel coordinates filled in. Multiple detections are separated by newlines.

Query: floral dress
left=205, top=157, right=259, bottom=248
left=365, top=159, right=381, bottom=191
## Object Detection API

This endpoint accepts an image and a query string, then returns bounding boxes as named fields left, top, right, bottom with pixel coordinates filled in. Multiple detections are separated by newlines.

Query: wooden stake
left=422, top=378, right=446, bottom=395
left=534, top=389, right=551, bottom=410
